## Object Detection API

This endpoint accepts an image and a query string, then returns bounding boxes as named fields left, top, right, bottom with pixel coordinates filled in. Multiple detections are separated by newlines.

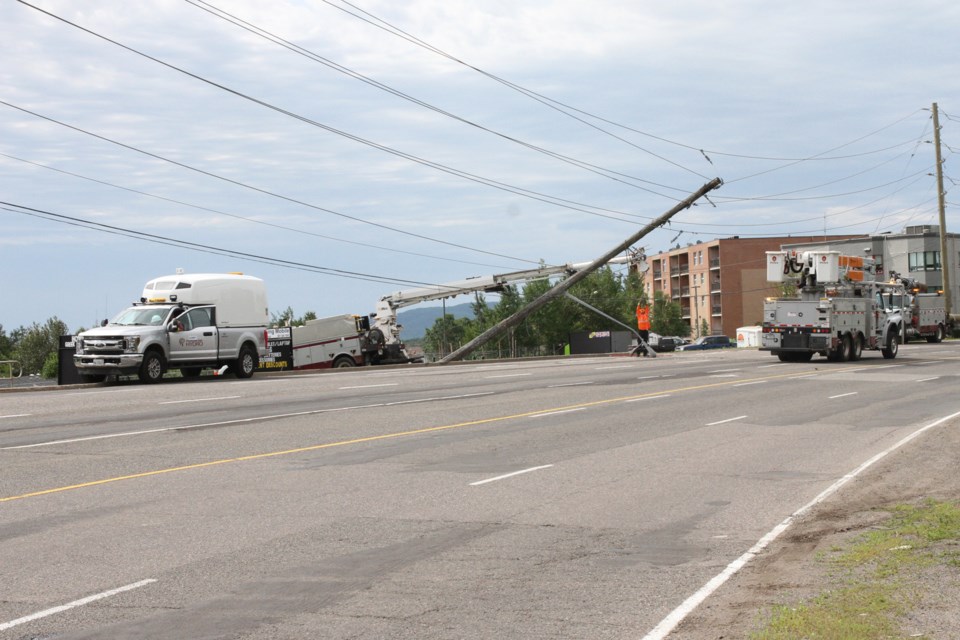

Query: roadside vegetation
left=421, top=267, right=690, bottom=359
left=751, top=499, right=960, bottom=639
left=0, top=317, right=69, bottom=379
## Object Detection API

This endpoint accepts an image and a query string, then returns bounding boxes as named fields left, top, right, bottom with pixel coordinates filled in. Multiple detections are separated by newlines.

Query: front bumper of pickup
left=74, top=353, right=144, bottom=375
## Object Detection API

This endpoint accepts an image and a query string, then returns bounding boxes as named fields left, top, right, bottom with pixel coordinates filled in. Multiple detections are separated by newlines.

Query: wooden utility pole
left=437, top=177, right=723, bottom=363
left=933, top=102, right=951, bottom=316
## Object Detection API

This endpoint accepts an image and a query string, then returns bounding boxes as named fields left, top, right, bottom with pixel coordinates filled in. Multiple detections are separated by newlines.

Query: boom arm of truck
left=370, top=256, right=637, bottom=351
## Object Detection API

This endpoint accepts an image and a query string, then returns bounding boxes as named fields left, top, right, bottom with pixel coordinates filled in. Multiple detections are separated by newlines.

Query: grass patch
left=749, top=500, right=960, bottom=639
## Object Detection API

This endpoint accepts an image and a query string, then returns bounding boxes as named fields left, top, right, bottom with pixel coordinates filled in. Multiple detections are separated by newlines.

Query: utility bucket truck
left=289, top=256, right=635, bottom=368
left=887, top=273, right=950, bottom=343
left=761, top=251, right=905, bottom=362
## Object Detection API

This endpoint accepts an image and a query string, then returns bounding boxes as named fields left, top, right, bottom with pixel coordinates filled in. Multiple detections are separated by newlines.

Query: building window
left=908, top=251, right=941, bottom=272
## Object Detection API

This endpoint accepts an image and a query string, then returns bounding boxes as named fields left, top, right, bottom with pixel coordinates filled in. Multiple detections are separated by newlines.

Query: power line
left=0, top=151, right=516, bottom=271
left=13, top=1, right=686, bottom=229
left=0, top=98, right=541, bottom=265
left=322, top=1, right=927, bottom=165
left=1, top=201, right=465, bottom=289
left=185, top=0, right=691, bottom=199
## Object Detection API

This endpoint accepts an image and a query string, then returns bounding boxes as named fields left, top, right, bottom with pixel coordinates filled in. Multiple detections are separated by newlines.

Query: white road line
left=529, top=408, right=586, bottom=418
left=548, top=381, right=594, bottom=388
left=709, top=368, right=742, bottom=373
left=709, top=374, right=738, bottom=378
left=0, top=392, right=497, bottom=450
left=0, top=579, right=157, bottom=632
left=733, top=380, right=767, bottom=388
left=0, top=414, right=32, bottom=420
left=485, top=373, right=532, bottom=379
left=916, top=377, right=940, bottom=382
left=470, top=465, right=554, bottom=486
left=829, top=392, right=858, bottom=399
left=339, top=383, right=399, bottom=390
left=706, top=415, right=747, bottom=426
left=158, top=396, right=241, bottom=405
left=625, top=394, right=671, bottom=403
left=758, top=363, right=789, bottom=368
left=641, top=409, right=960, bottom=640
left=594, top=365, right=634, bottom=370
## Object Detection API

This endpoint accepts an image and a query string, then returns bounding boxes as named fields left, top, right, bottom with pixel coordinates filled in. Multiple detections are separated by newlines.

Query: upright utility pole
left=933, top=102, right=951, bottom=316
left=437, top=178, right=723, bottom=363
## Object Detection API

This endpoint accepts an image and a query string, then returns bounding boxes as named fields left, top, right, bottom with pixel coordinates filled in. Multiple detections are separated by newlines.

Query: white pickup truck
left=74, top=273, right=269, bottom=383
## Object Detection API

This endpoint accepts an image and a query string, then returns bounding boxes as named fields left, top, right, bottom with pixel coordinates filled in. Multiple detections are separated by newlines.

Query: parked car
left=645, top=333, right=677, bottom=353
left=678, top=335, right=735, bottom=351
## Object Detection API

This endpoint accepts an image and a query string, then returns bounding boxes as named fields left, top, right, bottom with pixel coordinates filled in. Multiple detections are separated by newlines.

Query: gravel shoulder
left=671, top=417, right=960, bottom=639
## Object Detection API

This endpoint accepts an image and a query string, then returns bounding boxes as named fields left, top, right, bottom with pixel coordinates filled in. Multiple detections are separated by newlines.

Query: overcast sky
left=2, top=0, right=959, bottom=333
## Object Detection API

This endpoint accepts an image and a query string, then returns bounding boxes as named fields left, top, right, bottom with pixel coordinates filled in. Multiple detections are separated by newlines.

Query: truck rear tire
left=139, top=350, right=165, bottom=383
left=927, top=325, right=945, bottom=343
left=234, top=345, right=258, bottom=379
left=333, top=356, right=356, bottom=368
left=850, top=333, right=863, bottom=361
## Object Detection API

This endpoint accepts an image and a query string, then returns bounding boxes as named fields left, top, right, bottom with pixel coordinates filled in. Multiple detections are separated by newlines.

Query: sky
left=2, top=0, right=959, bottom=334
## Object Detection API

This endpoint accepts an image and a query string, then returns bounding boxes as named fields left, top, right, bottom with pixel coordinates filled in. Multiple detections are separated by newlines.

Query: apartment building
left=643, top=235, right=856, bottom=338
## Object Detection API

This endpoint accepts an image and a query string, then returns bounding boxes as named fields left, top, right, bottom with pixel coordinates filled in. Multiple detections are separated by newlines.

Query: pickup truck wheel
left=234, top=345, right=258, bottom=379
left=333, top=356, right=356, bottom=368
left=139, top=350, right=165, bottom=383
left=927, top=325, right=945, bottom=343
left=881, top=329, right=899, bottom=359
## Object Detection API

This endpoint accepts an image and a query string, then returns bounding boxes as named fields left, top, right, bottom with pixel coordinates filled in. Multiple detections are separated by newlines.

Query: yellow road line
left=0, top=365, right=860, bottom=504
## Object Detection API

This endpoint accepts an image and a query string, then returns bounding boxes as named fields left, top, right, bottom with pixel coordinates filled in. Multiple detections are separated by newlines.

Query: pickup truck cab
left=74, top=273, right=269, bottom=383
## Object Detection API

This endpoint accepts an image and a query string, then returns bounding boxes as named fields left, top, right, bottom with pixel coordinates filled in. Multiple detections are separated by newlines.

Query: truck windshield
left=111, top=307, right=170, bottom=326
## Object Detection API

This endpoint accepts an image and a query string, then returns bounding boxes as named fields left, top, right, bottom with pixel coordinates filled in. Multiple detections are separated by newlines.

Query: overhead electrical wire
left=315, top=0, right=938, bottom=214
left=11, top=1, right=942, bottom=244
left=0, top=98, right=541, bottom=265
left=0, top=201, right=479, bottom=291
left=0, top=151, right=517, bottom=271
left=185, top=0, right=689, bottom=199
left=13, top=1, right=692, bottom=232
left=321, top=0, right=928, bottom=166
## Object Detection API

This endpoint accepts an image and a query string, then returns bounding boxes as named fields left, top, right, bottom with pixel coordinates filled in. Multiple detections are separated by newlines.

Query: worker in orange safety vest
left=635, top=303, right=651, bottom=345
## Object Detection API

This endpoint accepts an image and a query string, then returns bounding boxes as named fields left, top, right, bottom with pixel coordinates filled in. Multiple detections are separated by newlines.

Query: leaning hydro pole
left=437, top=177, right=723, bottom=364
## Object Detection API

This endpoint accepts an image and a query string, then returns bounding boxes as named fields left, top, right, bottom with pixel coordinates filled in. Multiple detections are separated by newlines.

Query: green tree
left=0, top=324, right=12, bottom=360
left=650, top=291, right=689, bottom=338
left=271, top=307, right=317, bottom=327
left=14, top=316, right=69, bottom=376
left=699, top=318, right=711, bottom=338
left=423, top=314, right=473, bottom=358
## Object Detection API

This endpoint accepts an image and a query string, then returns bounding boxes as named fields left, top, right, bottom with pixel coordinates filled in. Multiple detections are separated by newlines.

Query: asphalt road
left=3, top=344, right=960, bottom=639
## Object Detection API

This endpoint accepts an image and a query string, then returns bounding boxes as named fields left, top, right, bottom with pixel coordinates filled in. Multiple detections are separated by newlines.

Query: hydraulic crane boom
left=370, top=256, right=636, bottom=361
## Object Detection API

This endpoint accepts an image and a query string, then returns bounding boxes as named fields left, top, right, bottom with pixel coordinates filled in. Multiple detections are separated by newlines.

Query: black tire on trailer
left=234, top=344, right=258, bottom=379
left=139, top=349, right=165, bottom=383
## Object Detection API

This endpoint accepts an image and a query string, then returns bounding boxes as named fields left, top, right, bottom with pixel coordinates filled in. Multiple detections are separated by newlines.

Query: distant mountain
left=396, top=302, right=475, bottom=339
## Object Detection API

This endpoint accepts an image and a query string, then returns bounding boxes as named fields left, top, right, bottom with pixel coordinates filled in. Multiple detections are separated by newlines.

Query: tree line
left=420, top=267, right=691, bottom=360
left=0, top=317, right=70, bottom=379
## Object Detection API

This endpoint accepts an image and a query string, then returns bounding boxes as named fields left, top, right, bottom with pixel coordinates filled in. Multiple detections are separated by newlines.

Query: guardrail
left=1, top=360, right=23, bottom=379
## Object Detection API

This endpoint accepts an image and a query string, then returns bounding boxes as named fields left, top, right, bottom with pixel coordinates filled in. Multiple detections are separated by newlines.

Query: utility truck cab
left=74, top=273, right=269, bottom=383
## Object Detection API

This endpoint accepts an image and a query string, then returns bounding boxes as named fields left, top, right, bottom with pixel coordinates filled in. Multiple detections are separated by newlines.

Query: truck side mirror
left=167, top=322, right=180, bottom=333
